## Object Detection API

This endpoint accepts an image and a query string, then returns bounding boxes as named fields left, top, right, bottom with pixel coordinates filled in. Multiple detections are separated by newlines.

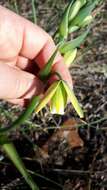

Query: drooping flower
left=50, top=81, right=67, bottom=115
left=35, top=80, right=84, bottom=118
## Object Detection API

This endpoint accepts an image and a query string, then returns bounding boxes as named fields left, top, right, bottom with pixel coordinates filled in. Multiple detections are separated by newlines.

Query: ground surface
left=0, top=0, right=107, bottom=190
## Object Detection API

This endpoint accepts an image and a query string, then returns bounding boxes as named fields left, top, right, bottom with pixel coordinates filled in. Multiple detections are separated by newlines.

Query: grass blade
left=13, top=0, right=19, bottom=14
left=31, top=0, right=37, bottom=23
left=0, top=135, right=39, bottom=190
left=28, top=170, right=63, bottom=189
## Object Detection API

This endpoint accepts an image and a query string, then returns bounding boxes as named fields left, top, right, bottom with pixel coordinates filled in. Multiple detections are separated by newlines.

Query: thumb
left=0, top=63, right=43, bottom=99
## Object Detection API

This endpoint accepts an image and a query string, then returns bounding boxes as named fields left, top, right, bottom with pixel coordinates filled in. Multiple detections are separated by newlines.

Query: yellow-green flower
left=35, top=80, right=84, bottom=118
left=50, top=82, right=67, bottom=115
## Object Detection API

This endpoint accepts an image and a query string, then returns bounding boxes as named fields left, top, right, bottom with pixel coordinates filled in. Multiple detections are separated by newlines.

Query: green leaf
left=39, top=48, right=58, bottom=80
left=50, top=82, right=67, bottom=115
left=0, top=136, right=39, bottom=190
left=35, top=81, right=61, bottom=113
left=62, top=81, right=84, bottom=118
left=59, top=1, right=74, bottom=39
left=59, top=29, right=89, bottom=54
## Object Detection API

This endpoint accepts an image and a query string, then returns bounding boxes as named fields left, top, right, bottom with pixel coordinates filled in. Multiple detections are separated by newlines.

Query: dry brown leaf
left=62, top=118, right=84, bottom=148
left=41, top=118, right=84, bottom=156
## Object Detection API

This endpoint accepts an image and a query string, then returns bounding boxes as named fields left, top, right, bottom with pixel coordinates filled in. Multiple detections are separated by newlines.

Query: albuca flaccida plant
left=0, top=0, right=103, bottom=189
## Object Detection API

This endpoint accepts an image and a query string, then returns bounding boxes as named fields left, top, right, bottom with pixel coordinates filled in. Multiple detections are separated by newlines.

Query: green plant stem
left=51, top=72, right=63, bottom=80
left=21, top=117, right=107, bottom=131
left=13, top=0, right=19, bottom=14
left=39, top=47, right=59, bottom=80
left=31, top=0, right=37, bottom=23
left=28, top=170, right=63, bottom=189
left=0, top=135, right=39, bottom=190
left=0, top=96, right=40, bottom=134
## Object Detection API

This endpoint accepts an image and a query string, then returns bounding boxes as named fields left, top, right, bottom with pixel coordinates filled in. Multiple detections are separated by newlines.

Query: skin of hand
left=0, top=5, right=72, bottom=106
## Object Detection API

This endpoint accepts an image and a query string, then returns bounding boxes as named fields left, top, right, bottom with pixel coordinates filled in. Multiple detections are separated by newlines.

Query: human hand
left=0, top=6, right=72, bottom=106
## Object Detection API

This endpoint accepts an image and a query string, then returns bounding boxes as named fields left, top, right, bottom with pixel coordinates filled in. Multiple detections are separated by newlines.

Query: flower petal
left=50, top=82, right=67, bottom=115
left=35, top=81, right=60, bottom=113
left=62, top=81, right=84, bottom=118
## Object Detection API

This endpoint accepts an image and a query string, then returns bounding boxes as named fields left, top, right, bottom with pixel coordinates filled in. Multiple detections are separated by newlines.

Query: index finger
left=22, top=21, right=72, bottom=87
left=2, top=6, right=72, bottom=86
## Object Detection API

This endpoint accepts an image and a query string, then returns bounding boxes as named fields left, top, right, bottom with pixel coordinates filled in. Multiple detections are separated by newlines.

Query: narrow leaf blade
left=59, top=1, right=74, bottom=39
left=59, top=29, right=89, bottom=54
left=0, top=136, right=39, bottom=190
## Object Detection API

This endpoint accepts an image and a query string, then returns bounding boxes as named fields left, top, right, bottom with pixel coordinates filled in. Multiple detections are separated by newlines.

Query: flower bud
left=69, top=1, right=96, bottom=31
left=80, top=15, right=93, bottom=27
left=69, top=0, right=86, bottom=22
left=64, top=49, right=77, bottom=68
left=68, top=25, right=79, bottom=33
